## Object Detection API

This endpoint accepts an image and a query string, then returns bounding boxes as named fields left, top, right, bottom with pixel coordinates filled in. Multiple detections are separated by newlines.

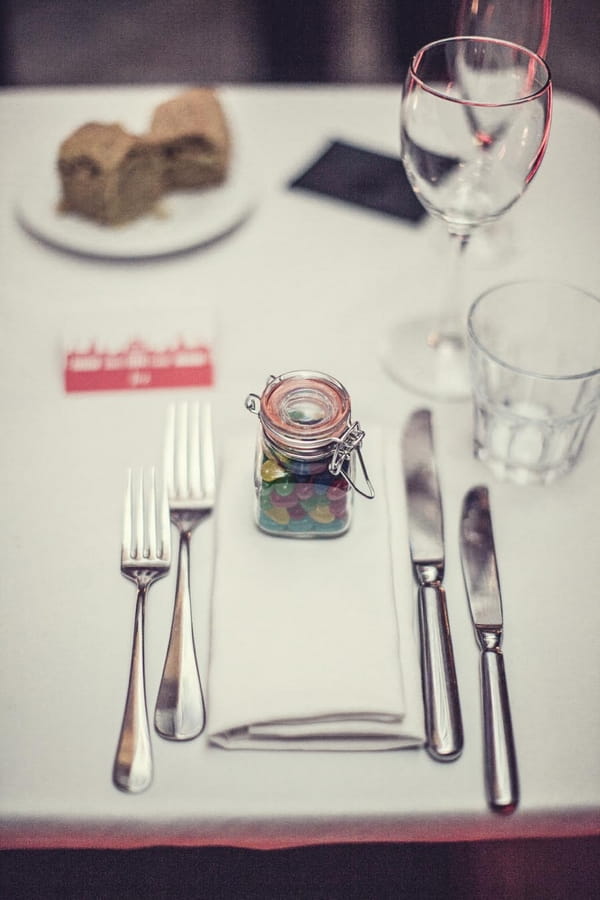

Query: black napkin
left=289, top=139, right=425, bottom=223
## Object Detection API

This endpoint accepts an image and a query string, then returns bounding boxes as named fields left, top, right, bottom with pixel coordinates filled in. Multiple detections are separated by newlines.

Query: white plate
left=16, top=150, right=258, bottom=259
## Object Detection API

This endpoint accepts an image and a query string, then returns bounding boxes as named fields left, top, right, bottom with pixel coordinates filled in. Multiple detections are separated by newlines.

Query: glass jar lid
left=246, top=370, right=375, bottom=498
left=249, top=370, right=352, bottom=458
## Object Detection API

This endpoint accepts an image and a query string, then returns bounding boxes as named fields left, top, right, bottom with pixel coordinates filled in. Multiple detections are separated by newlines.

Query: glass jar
left=246, top=370, right=374, bottom=538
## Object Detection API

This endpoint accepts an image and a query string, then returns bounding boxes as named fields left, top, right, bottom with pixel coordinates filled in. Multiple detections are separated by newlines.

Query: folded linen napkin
left=206, top=426, right=425, bottom=750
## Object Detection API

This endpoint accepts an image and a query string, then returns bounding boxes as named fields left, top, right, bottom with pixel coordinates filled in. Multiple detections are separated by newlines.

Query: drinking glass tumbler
left=467, top=281, right=600, bottom=484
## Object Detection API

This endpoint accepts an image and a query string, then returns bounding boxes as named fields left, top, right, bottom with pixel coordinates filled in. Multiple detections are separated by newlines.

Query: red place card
left=64, top=339, right=214, bottom=393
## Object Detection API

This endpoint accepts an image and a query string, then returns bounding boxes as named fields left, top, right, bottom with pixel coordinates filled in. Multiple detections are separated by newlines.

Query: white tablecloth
left=0, top=85, right=599, bottom=849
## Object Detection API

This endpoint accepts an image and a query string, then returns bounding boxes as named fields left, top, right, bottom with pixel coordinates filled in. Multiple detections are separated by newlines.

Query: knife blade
left=460, top=485, right=519, bottom=814
left=402, top=409, right=463, bottom=761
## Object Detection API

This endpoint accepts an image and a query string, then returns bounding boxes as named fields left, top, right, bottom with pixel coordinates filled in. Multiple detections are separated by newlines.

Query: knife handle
left=481, top=649, right=519, bottom=814
left=418, top=584, right=463, bottom=761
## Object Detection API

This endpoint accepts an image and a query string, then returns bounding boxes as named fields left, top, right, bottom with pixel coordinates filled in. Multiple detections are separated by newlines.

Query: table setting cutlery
left=154, top=401, right=215, bottom=741
left=3, top=75, right=600, bottom=854
left=113, top=468, right=171, bottom=794
left=108, top=390, right=427, bottom=760
left=460, top=485, right=519, bottom=814
left=110, top=404, right=461, bottom=770
left=401, top=408, right=463, bottom=762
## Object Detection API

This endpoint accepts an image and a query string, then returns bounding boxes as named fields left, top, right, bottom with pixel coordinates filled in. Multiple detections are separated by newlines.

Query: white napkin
left=206, top=426, right=425, bottom=750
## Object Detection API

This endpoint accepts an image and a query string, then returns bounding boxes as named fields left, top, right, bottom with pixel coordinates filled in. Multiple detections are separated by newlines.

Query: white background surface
left=0, top=86, right=599, bottom=848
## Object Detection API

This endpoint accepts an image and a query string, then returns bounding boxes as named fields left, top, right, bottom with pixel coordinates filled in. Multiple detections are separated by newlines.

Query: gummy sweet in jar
left=256, top=450, right=352, bottom=536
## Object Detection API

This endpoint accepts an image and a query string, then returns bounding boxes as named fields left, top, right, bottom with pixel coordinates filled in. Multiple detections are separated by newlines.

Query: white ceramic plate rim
left=16, top=145, right=258, bottom=259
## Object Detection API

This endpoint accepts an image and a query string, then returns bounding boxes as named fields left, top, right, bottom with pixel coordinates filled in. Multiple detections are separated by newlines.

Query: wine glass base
left=381, top=317, right=471, bottom=401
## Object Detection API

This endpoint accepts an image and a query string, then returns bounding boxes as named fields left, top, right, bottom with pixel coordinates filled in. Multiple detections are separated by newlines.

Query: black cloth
left=289, top=139, right=425, bottom=222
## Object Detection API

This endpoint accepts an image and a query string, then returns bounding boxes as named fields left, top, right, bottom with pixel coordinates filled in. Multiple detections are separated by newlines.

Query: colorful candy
left=256, top=452, right=351, bottom=537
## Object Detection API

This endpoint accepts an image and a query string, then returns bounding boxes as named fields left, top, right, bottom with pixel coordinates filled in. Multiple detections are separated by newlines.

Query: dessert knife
left=460, top=485, right=519, bottom=814
left=401, top=409, right=463, bottom=761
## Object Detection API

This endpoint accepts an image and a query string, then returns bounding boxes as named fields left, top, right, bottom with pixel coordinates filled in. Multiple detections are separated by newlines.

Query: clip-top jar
left=246, top=370, right=374, bottom=538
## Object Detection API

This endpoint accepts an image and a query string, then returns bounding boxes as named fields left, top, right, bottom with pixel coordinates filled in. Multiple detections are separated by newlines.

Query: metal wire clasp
left=329, top=421, right=375, bottom=500
left=245, top=376, right=279, bottom=415
left=245, top=393, right=261, bottom=414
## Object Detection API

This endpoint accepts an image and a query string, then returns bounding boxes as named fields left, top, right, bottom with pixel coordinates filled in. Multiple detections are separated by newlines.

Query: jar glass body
left=249, top=371, right=355, bottom=538
left=253, top=435, right=354, bottom=537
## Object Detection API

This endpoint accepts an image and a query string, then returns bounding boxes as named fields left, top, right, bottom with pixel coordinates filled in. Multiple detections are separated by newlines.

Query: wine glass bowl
left=382, top=37, right=552, bottom=400
left=401, top=38, right=552, bottom=232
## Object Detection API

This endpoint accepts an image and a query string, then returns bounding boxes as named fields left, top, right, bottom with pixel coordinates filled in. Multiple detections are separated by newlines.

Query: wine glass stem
left=430, top=230, right=471, bottom=351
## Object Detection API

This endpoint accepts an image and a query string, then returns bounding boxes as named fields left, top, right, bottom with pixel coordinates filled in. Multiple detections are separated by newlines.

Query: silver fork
left=154, top=402, right=215, bottom=740
left=113, top=468, right=171, bottom=794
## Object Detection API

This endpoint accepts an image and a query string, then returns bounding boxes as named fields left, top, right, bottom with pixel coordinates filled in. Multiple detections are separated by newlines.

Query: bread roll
left=148, top=88, right=230, bottom=190
left=58, top=122, right=162, bottom=225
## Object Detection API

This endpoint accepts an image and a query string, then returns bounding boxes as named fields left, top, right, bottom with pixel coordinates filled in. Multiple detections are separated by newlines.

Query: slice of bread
left=148, top=88, right=230, bottom=190
left=58, top=122, right=162, bottom=225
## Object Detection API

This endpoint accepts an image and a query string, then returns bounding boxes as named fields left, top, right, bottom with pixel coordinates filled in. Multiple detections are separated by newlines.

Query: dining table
left=0, top=83, right=599, bottom=851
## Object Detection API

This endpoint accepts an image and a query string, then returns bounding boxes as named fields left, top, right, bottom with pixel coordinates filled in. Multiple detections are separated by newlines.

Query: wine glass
left=455, top=0, right=552, bottom=57
left=382, top=37, right=552, bottom=400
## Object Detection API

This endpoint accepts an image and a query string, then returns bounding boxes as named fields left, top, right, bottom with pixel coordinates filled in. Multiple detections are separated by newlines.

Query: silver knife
left=402, top=409, right=463, bottom=761
left=460, top=485, right=519, bottom=814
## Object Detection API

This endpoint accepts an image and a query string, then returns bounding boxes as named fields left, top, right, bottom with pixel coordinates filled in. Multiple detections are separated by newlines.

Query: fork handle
left=154, top=531, right=206, bottom=740
left=113, top=587, right=153, bottom=793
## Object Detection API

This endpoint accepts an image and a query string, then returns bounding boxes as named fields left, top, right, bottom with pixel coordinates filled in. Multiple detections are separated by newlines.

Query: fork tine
left=188, top=401, right=202, bottom=498
left=122, top=469, right=133, bottom=563
left=158, top=475, right=171, bottom=562
left=133, top=469, right=145, bottom=559
left=167, top=402, right=214, bottom=501
left=146, top=468, right=157, bottom=559
left=164, top=404, right=176, bottom=499
left=200, top=404, right=215, bottom=498
left=175, top=402, right=189, bottom=500
left=123, top=467, right=171, bottom=565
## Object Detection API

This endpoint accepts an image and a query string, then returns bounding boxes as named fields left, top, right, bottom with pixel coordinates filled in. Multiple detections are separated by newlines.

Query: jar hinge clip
left=329, top=422, right=375, bottom=500
left=245, top=393, right=261, bottom=414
